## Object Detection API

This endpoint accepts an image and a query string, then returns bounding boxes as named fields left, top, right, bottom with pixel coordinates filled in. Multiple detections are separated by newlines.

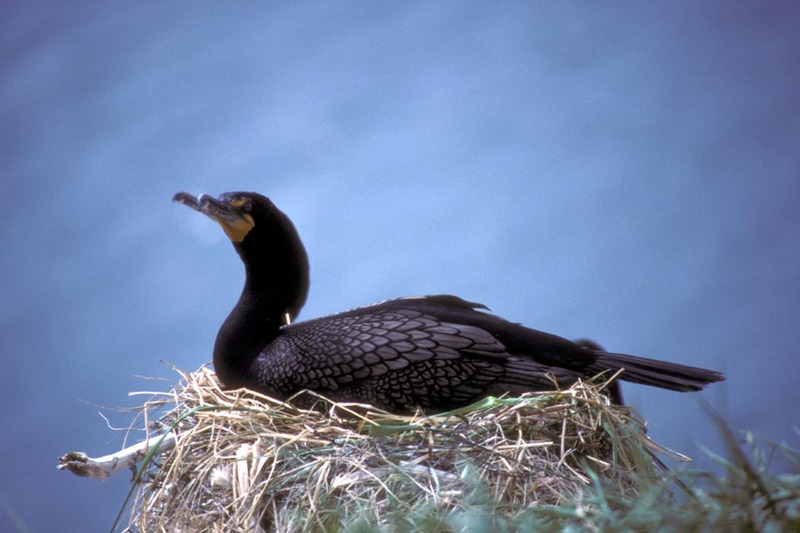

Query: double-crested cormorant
left=174, top=191, right=724, bottom=412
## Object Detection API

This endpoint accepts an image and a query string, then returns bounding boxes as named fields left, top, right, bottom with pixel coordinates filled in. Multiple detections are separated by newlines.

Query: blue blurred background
left=2, top=2, right=799, bottom=531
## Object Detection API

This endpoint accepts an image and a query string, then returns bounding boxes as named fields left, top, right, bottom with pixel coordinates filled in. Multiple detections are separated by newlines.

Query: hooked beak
left=173, top=192, right=255, bottom=243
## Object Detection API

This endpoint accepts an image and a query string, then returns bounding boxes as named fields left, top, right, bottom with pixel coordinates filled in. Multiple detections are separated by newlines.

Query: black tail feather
left=586, top=350, right=724, bottom=392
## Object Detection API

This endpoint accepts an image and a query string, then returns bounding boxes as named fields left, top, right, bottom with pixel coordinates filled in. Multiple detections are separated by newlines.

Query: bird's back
left=246, top=295, right=650, bottom=411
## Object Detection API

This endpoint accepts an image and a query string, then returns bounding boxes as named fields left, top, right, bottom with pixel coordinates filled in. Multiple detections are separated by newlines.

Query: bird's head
left=174, top=191, right=309, bottom=320
left=174, top=191, right=265, bottom=243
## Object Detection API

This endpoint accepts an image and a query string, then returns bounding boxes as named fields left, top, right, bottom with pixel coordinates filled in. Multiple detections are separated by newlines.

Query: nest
left=122, top=366, right=686, bottom=532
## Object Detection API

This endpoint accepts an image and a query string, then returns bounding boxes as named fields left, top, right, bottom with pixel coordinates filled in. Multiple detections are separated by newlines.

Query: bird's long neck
left=213, top=285, right=282, bottom=388
left=213, top=242, right=309, bottom=388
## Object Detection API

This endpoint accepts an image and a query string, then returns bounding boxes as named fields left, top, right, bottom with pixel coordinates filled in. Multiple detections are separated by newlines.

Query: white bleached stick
left=58, top=432, right=177, bottom=480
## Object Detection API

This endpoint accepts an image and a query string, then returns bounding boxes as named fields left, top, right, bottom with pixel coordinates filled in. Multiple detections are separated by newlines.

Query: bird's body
left=174, top=191, right=724, bottom=412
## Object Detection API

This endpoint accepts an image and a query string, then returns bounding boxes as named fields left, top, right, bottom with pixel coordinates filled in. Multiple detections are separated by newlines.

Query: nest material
left=125, top=366, right=685, bottom=532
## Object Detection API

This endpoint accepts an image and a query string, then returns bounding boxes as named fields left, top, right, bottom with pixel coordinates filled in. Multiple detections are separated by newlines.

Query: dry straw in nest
left=121, top=365, right=688, bottom=532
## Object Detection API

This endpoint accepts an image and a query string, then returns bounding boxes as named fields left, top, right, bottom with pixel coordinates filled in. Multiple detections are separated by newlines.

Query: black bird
left=174, top=191, right=724, bottom=412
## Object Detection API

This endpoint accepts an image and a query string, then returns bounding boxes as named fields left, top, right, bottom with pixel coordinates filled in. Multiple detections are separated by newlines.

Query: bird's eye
left=242, top=201, right=252, bottom=213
